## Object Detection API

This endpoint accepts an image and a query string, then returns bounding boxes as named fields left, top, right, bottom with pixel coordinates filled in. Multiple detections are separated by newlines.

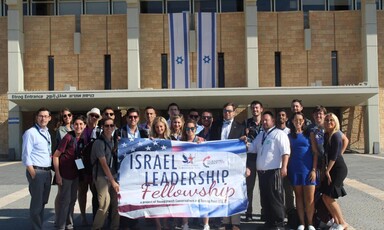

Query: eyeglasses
left=63, top=113, right=72, bottom=118
left=90, top=114, right=100, bottom=119
left=104, top=112, right=115, bottom=116
left=202, top=116, right=212, bottom=120
left=185, top=127, right=195, bottom=131
left=38, top=115, right=50, bottom=119
left=104, top=124, right=115, bottom=128
left=128, top=115, right=138, bottom=119
left=189, top=115, right=199, bottom=119
left=223, top=109, right=234, bottom=113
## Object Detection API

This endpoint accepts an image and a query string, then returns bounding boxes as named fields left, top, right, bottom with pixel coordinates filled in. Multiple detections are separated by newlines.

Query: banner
left=117, top=138, right=247, bottom=219
left=169, top=12, right=190, bottom=88
left=197, top=12, right=217, bottom=88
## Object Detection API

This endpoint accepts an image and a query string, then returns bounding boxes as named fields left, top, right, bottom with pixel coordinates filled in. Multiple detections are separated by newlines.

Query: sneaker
left=182, top=223, right=189, bottom=230
left=297, top=225, right=305, bottom=230
left=203, top=224, right=210, bottom=230
left=308, top=225, right=316, bottom=230
left=327, top=218, right=335, bottom=227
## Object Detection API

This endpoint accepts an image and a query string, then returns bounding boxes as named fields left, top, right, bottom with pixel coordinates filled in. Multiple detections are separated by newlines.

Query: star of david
left=203, top=55, right=211, bottom=64
left=176, top=56, right=184, bottom=64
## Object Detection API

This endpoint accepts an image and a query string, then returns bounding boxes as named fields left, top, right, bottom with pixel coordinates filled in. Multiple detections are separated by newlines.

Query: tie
left=223, top=120, right=231, bottom=125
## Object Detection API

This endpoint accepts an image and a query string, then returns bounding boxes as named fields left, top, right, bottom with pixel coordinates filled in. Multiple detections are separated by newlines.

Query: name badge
left=75, top=159, right=85, bottom=170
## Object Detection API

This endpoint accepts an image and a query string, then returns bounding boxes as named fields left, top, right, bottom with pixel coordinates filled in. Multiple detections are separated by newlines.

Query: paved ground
left=0, top=153, right=383, bottom=230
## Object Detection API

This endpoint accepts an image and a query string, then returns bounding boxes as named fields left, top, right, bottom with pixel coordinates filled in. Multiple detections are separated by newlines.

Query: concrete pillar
left=7, top=0, right=24, bottom=160
left=126, top=0, right=141, bottom=90
left=245, top=0, right=259, bottom=88
left=361, top=0, right=380, bottom=153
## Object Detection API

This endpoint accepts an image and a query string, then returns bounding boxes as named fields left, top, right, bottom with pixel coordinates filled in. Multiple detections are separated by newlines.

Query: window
left=331, top=51, right=338, bottom=86
left=329, top=0, right=353, bottom=11
left=23, top=0, right=28, bottom=15
left=194, top=0, right=217, bottom=12
left=257, top=0, right=272, bottom=11
left=302, top=0, right=326, bottom=11
left=112, top=0, right=126, bottom=14
left=167, top=0, right=189, bottom=13
left=221, top=0, right=243, bottom=12
left=356, top=0, right=381, bottom=10
left=85, top=0, right=109, bottom=14
left=140, top=0, right=163, bottom=13
left=275, top=52, right=281, bottom=87
left=58, top=0, right=82, bottom=15
left=31, top=0, right=55, bottom=15
left=276, top=0, right=299, bottom=11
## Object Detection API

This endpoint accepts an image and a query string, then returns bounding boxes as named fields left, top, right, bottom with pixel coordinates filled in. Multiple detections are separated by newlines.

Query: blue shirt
left=22, top=124, right=52, bottom=167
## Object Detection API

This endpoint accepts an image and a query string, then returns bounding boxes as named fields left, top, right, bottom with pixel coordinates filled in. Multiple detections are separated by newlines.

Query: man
left=248, top=111, right=290, bottom=230
left=121, top=108, right=148, bottom=139
left=244, top=100, right=264, bottom=222
left=287, top=99, right=311, bottom=128
left=188, top=108, right=203, bottom=134
left=167, top=102, right=180, bottom=125
left=211, top=102, right=246, bottom=230
left=276, top=109, right=290, bottom=134
left=22, top=107, right=52, bottom=230
left=138, top=106, right=156, bottom=136
left=197, top=110, right=214, bottom=140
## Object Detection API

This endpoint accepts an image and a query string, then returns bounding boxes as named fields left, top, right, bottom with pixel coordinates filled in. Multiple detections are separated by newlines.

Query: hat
left=87, top=108, right=101, bottom=117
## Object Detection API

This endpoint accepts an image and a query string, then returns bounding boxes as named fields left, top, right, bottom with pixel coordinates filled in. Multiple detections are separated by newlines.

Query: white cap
left=86, top=108, right=101, bottom=117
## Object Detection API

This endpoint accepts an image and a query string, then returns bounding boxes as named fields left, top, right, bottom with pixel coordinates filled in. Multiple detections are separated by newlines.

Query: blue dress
left=288, top=133, right=317, bottom=186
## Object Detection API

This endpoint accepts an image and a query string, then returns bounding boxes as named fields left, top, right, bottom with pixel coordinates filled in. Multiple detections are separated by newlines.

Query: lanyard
left=34, top=124, right=51, bottom=153
left=262, top=127, right=276, bottom=145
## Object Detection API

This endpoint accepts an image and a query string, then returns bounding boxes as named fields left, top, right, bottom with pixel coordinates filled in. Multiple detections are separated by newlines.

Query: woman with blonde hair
left=150, top=116, right=171, bottom=140
left=321, top=113, right=348, bottom=230
left=170, top=115, right=184, bottom=140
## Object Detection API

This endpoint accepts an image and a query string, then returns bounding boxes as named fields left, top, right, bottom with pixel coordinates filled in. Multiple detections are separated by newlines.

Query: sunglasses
left=189, top=115, right=199, bottom=119
left=185, top=127, right=195, bottom=131
left=90, top=114, right=100, bottom=119
left=104, top=124, right=115, bottom=128
left=325, top=119, right=335, bottom=122
left=63, top=113, right=72, bottom=118
left=223, top=109, right=234, bottom=113
left=202, top=116, right=212, bottom=120
left=104, top=112, right=115, bottom=116
left=128, top=115, right=138, bottom=119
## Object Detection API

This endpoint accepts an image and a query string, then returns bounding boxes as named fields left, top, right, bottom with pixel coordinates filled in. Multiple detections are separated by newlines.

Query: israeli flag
left=197, top=12, right=217, bottom=88
left=169, top=12, right=190, bottom=88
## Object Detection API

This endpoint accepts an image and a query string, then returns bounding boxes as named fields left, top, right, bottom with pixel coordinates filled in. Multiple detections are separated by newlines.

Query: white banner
left=169, top=12, right=190, bottom=88
left=117, top=138, right=247, bottom=218
left=197, top=12, right=217, bottom=88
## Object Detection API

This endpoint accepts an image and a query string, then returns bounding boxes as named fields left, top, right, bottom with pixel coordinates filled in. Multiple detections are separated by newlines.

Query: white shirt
left=221, top=119, right=233, bottom=140
left=249, top=126, right=290, bottom=171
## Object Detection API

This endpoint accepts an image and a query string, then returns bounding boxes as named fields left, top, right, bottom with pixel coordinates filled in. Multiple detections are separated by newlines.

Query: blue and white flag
left=169, top=12, right=190, bottom=88
left=197, top=12, right=217, bottom=88
left=117, top=138, right=247, bottom=218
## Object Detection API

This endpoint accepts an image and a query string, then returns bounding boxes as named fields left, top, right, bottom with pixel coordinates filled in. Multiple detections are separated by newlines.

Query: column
left=7, top=0, right=24, bottom=160
left=361, top=0, right=380, bottom=153
left=245, top=0, right=258, bottom=88
left=126, top=0, right=141, bottom=90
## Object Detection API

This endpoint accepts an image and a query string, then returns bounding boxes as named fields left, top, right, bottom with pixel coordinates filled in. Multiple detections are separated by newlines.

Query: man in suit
left=211, top=102, right=246, bottom=230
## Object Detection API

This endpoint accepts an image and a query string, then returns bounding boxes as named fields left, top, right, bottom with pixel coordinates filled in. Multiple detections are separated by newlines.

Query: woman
left=288, top=112, right=317, bottom=230
left=321, top=113, right=348, bottom=230
left=53, top=115, right=87, bottom=230
left=53, top=108, right=73, bottom=225
left=181, top=119, right=207, bottom=230
left=55, top=108, right=73, bottom=145
left=170, top=115, right=184, bottom=140
left=91, top=118, right=120, bottom=230
left=78, top=107, right=102, bottom=224
left=150, top=116, right=171, bottom=230
left=151, top=116, right=171, bottom=140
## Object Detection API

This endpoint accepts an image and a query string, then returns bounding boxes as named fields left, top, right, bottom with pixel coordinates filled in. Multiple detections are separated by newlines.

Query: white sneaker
left=203, top=224, right=210, bottom=230
left=308, top=225, right=316, bottom=230
left=297, top=225, right=305, bottom=230
left=330, top=224, right=344, bottom=230
left=182, top=223, right=189, bottom=230
left=327, top=218, right=335, bottom=227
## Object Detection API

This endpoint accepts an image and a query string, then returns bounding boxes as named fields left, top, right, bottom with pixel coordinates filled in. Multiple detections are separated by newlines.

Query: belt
left=33, top=166, right=51, bottom=171
left=257, top=168, right=279, bottom=174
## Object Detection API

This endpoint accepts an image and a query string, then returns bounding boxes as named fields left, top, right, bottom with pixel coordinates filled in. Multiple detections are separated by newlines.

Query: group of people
left=21, top=99, right=349, bottom=230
